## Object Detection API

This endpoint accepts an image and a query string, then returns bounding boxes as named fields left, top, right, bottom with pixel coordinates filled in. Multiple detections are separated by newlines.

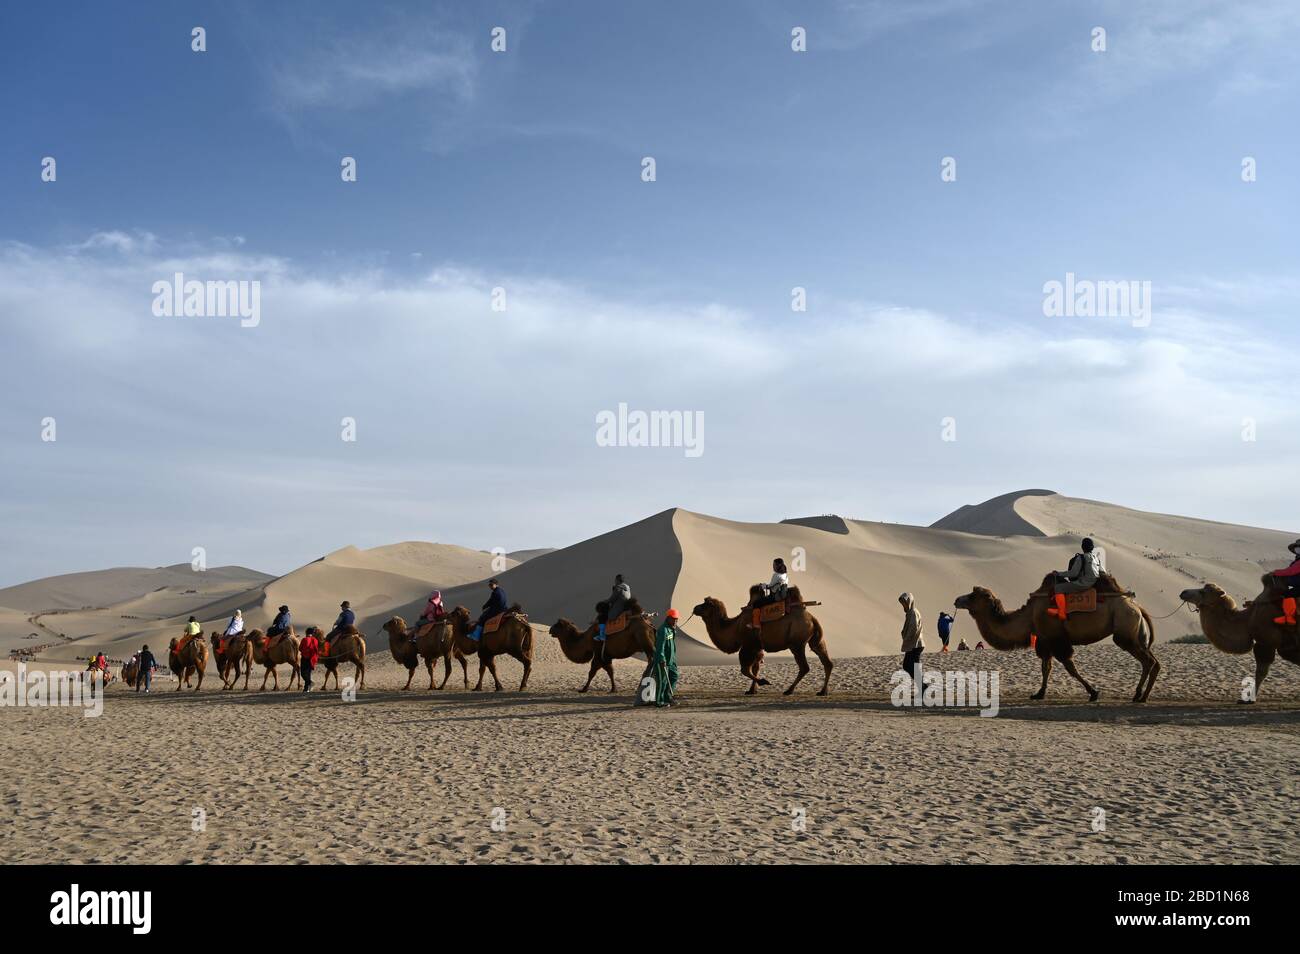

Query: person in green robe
left=650, top=608, right=681, bottom=707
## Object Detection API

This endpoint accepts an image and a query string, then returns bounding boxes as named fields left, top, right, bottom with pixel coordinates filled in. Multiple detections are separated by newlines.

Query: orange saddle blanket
left=1063, top=590, right=1098, bottom=613
left=604, top=612, right=630, bottom=635
left=482, top=613, right=504, bottom=634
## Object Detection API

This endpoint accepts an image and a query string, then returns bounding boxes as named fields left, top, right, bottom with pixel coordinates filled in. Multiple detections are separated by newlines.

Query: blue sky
left=1, top=0, right=1297, bottom=584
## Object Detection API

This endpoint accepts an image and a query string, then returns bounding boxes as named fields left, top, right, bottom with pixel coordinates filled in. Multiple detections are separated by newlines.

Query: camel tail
left=810, top=614, right=827, bottom=653
left=1140, top=607, right=1155, bottom=648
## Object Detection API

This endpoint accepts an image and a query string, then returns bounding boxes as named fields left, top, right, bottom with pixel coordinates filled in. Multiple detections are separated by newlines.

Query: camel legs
left=810, top=640, right=833, bottom=696
left=1113, top=633, right=1159, bottom=703
left=1031, top=654, right=1052, bottom=700
left=579, top=661, right=599, bottom=693
left=603, top=661, right=616, bottom=692
left=425, top=657, right=436, bottom=690
left=509, top=649, right=531, bottom=691
left=1246, top=643, right=1277, bottom=703
left=783, top=642, right=811, bottom=696
left=353, top=661, right=365, bottom=690
left=436, top=653, right=453, bottom=690
left=473, top=654, right=496, bottom=691
left=1057, top=652, right=1100, bottom=702
left=193, top=664, right=204, bottom=692
left=455, top=651, right=469, bottom=689
left=402, top=665, right=415, bottom=691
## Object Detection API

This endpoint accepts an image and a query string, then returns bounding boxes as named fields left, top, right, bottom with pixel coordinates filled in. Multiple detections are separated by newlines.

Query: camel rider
left=750, top=558, right=790, bottom=632
left=268, top=605, right=292, bottom=638
left=1269, top=540, right=1300, bottom=625
left=327, top=601, right=356, bottom=641
left=223, top=609, right=244, bottom=638
left=413, top=591, right=446, bottom=641
left=598, top=574, right=632, bottom=646
left=470, top=579, right=507, bottom=641
left=183, top=616, right=201, bottom=639
left=1049, top=538, right=1102, bottom=618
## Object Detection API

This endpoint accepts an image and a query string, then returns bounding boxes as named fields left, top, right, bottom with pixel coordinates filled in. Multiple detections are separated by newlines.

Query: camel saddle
left=482, top=613, right=505, bottom=634
left=173, top=633, right=198, bottom=656
left=756, top=601, right=792, bottom=624
left=1062, top=590, right=1098, bottom=614
left=604, top=612, right=631, bottom=635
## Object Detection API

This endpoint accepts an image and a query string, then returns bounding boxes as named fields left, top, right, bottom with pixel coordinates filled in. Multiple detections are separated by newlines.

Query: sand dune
left=33, top=543, right=512, bottom=664
left=17, top=491, right=1297, bottom=668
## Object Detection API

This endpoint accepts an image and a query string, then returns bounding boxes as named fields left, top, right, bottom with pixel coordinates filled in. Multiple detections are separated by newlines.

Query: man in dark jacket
left=471, top=580, right=507, bottom=640
left=136, top=645, right=157, bottom=693
left=326, top=601, right=356, bottom=641
left=268, top=605, right=292, bottom=637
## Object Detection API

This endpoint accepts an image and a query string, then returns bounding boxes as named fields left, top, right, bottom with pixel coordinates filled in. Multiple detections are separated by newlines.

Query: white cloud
left=1, top=234, right=1294, bottom=584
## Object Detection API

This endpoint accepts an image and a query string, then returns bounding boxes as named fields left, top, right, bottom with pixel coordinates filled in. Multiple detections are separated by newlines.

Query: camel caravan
left=109, top=538, right=1300, bottom=706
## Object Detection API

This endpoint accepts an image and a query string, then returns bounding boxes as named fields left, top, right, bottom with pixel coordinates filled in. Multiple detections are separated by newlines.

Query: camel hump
left=625, top=597, right=643, bottom=616
left=1095, top=572, right=1127, bottom=595
left=786, top=585, right=803, bottom=605
left=507, top=603, right=524, bottom=615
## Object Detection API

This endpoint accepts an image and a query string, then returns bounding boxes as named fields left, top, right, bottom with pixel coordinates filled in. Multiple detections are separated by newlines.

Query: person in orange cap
left=650, top=609, right=681, bottom=707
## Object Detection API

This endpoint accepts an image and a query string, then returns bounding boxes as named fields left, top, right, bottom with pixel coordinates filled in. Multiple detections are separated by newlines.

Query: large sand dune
left=12, top=492, right=1296, bottom=666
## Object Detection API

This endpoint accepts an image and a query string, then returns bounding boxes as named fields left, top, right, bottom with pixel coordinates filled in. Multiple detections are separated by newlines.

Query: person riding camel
left=182, top=615, right=201, bottom=643
left=223, top=609, right=244, bottom=638
left=750, top=558, right=790, bottom=633
left=327, top=601, right=356, bottom=641
left=469, top=579, right=508, bottom=641
left=595, top=579, right=631, bottom=655
left=1269, top=540, right=1300, bottom=625
left=268, top=605, right=292, bottom=639
left=413, top=590, right=446, bottom=641
left=1049, top=537, right=1103, bottom=618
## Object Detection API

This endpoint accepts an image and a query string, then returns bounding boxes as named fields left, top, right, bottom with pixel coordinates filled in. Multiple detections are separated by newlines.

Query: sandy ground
left=2, top=638, right=1298, bottom=864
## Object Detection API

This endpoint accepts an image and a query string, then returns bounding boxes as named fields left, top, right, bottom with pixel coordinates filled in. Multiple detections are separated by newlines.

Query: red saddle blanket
left=172, top=634, right=198, bottom=656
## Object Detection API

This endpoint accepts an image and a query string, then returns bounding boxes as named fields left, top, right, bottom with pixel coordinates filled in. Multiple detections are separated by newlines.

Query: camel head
left=1180, top=583, right=1235, bottom=611
left=445, top=606, right=471, bottom=630
left=168, top=637, right=178, bottom=651
left=954, top=587, right=997, bottom=614
left=381, top=617, right=406, bottom=637
left=692, top=597, right=726, bottom=621
left=549, top=618, right=580, bottom=640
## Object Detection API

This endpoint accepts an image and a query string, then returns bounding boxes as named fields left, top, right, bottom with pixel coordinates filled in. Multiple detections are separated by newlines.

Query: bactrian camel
left=248, top=628, right=301, bottom=690
left=382, top=616, right=468, bottom=690
left=317, top=625, right=367, bottom=691
left=1180, top=578, right=1300, bottom=702
left=168, top=635, right=208, bottom=691
left=209, top=631, right=253, bottom=690
left=955, top=572, right=1159, bottom=702
left=690, top=587, right=832, bottom=695
left=548, top=600, right=656, bottom=693
left=443, top=605, right=534, bottom=691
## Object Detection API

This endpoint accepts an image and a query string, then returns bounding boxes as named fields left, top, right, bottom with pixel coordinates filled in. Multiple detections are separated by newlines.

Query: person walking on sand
left=136, top=645, right=157, bottom=693
left=937, top=611, right=954, bottom=653
left=299, top=627, right=320, bottom=692
left=650, top=609, right=681, bottom=707
left=899, top=593, right=924, bottom=683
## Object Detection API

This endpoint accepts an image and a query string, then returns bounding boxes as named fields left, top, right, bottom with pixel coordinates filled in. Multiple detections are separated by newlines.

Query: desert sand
left=1, top=639, right=1297, bottom=865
